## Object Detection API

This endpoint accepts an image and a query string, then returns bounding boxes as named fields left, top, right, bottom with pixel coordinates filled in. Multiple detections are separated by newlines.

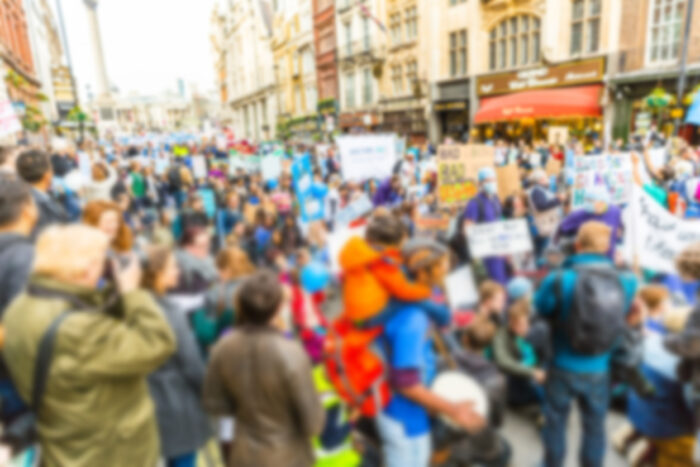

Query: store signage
left=476, top=58, right=604, bottom=96
left=434, top=101, right=468, bottom=112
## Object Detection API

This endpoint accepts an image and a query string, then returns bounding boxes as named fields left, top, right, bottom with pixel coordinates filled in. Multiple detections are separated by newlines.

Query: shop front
left=379, top=96, right=428, bottom=145
left=338, top=111, right=381, bottom=133
left=433, top=78, right=470, bottom=143
left=473, top=57, right=606, bottom=143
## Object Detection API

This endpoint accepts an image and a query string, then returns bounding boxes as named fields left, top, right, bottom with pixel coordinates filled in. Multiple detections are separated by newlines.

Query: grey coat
left=148, top=296, right=211, bottom=458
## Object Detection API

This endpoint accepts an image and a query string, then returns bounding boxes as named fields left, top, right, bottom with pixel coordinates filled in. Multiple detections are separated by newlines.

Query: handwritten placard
left=436, top=144, right=493, bottom=205
left=571, top=153, right=633, bottom=208
left=466, top=219, right=533, bottom=259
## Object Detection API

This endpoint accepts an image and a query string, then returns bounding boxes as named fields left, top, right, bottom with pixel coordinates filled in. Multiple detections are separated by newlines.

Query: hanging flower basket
left=644, top=87, right=675, bottom=109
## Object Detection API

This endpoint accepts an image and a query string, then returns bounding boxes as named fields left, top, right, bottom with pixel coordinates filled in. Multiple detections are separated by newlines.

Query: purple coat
left=373, top=178, right=399, bottom=207
left=463, top=192, right=509, bottom=285
left=556, top=205, right=623, bottom=258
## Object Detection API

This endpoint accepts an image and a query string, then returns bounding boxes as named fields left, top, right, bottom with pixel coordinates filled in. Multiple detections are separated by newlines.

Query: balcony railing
left=338, top=40, right=385, bottom=62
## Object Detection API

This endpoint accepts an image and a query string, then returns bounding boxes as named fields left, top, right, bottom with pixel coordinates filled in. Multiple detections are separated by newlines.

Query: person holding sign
left=463, top=168, right=508, bottom=285
left=527, top=170, right=563, bottom=256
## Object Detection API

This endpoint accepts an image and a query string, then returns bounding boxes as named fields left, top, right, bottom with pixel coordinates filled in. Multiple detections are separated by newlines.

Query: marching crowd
left=0, top=131, right=698, bottom=467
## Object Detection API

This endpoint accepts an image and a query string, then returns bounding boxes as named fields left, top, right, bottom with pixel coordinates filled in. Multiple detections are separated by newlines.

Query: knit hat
left=478, top=167, right=496, bottom=183
left=506, top=277, right=533, bottom=301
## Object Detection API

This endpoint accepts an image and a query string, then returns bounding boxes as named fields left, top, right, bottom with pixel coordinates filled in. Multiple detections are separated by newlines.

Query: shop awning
left=474, top=85, right=603, bottom=123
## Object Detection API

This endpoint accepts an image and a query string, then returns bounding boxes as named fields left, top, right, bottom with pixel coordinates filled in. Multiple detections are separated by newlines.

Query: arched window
left=488, top=14, right=540, bottom=71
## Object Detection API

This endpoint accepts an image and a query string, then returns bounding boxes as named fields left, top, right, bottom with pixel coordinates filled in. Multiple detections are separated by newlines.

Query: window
left=571, top=0, right=601, bottom=55
left=405, top=6, right=418, bottom=41
left=344, top=21, right=352, bottom=55
left=363, top=68, right=373, bottom=105
left=302, top=48, right=314, bottom=75
left=489, top=14, right=541, bottom=70
left=362, top=17, right=371, bottom=51
left=449, top=0, right=466, bottom=5
left=648, top=0, right=685, bottom=63
left=391, top=65, right=403, bottom=95
left=345, top=72, right=355, bottom=108
left=306, top=84, right=317, bottom=113
left=294, top=85, right=302, bottom=112
left=390, top=13, right=402, bottom=45
left=449, top=30, right=467, bottom=77
left=406, top=60, right=418, bottom=94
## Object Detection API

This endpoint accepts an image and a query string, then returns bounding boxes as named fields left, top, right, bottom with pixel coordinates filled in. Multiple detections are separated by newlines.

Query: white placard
left=0, top=100, right=21, bottom=139
left=445, top=266, right=478, bottom=309
left=625, top=186, right=700, bottom=274
left=336, top=134, right=397, bottom=182
left=571, top=153, right=633, bottom=208
left=192, top=155, right=207, bottom=179
left=334, top=194, right=373, bottom=227
left=261, top=156, right=283, bottom=181
left=466, top=219, right=533, bottom=259
left=327, top=225, right=366, bottom=274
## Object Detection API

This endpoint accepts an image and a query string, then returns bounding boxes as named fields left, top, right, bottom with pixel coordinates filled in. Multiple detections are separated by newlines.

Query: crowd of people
left=0, top=130, right=698, bottom=467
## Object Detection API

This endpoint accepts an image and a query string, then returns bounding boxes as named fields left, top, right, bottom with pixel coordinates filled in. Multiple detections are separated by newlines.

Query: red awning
left=474, top=85, right=603, bottom=123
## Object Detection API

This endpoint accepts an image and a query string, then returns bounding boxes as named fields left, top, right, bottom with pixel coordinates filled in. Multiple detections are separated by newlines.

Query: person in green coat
left=2, top=224, right=176, bottom=467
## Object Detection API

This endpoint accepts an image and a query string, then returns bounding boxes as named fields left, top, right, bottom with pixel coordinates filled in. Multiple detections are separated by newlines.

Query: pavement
left=501, top=408, right=627, bottom=467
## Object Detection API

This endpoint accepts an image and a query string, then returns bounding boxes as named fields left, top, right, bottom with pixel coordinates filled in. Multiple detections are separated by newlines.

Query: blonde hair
left=33, top=225, right=109, bottom=281
left=216, top=247, right=255, bottom=280
left=575, top=221, right=611, bottom=254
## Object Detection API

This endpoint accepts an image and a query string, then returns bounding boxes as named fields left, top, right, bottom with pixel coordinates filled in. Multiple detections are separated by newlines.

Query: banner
left=571, top=153, right=633, bottom=209
left=192, top=155, right=208, bottom=179
left=466, top=219, right=533, bottom=259
left=437, top=144, right=493, bottom=205
left=336, top=134, right=397, bottom=182
left=495, top=164, right=520, bottom=201
left=626, top=186, right=700, bottom=274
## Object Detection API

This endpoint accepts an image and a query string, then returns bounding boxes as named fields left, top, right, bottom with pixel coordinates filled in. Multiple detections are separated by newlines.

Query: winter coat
left=0, top=233, right=33, bottom=316
left=148, top=296, right=211, bottom=458
left=2, top=275, right=176, bottom=467
left=203, top=326, right=325, bottom=467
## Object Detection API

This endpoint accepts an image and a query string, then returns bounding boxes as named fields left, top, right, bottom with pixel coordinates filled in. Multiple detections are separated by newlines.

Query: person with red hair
left=82, top=200, right=133, bottom=254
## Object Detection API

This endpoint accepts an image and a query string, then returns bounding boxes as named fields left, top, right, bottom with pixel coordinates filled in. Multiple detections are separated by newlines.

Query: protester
left=535, top=221, right=638, bottom=467
left=203, top=270, right=324, bottom=467
left=142, top=246, right=211, bottom=467
left=2, top=224, right=175, bottom=466
left=82, top=200, right=134, bottom=255
left=15, top=149, right=68, bottom=238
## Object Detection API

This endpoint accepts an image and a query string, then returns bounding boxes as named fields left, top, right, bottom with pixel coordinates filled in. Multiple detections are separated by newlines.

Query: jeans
left=167, top=452, right=196, bottom=467
left=542, top=369, right=610, bottom=467
left=376, top=412, right=431, bottom=467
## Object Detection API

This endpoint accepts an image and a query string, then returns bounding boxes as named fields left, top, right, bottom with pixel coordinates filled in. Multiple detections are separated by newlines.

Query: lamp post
left=675, top=0, right=695, bottom=136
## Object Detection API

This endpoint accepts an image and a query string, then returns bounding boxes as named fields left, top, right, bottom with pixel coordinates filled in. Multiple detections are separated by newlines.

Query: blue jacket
left=535, top=253, right=638, bottom=374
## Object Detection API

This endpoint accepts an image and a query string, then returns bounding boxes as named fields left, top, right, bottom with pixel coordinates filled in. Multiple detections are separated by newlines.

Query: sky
left=58, top=0, right=219, bottom=103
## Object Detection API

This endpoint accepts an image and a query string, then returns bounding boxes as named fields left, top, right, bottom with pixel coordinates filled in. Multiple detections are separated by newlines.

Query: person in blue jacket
left=535, top=221, right=638, bottom=467
left=463, top=167, right=508, bottom=285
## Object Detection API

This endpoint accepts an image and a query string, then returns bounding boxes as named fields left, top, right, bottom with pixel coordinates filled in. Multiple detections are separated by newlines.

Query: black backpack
left=557, top=264, right=626, bottom=355
left=168, top=165, right=182, bottom=189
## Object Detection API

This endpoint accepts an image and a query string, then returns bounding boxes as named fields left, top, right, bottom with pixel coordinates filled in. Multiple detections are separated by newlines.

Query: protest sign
left=336, top=134, right=397, bottom=182
left=328, top=225, right=366, bottom=274
left=545, top=157, right=562, bottom=177
left=192, top=155, right=208, bottom=179
left=466, top=219, right=533, bottom=259
left=445, top=266, right=478, bottom=309
left=414, top=214, right=451, bottom=238
left=335, top=194, right=373, bottom=227
left=531, top=207, right=562, bottom=237
left=571, top=153, right=633, bottom=208
left=436, top=144, right=493, bottom=205
left=261, top=155, right=283, bottom=182
left=625, top=186, right=700, bottom=274
left=198, top=188, right=217, bottom=219
left=548, top=126, right=569, bottom=146
left=495, top=164, right=520, bottom=202
left=0, top=100, right=21, bottom=140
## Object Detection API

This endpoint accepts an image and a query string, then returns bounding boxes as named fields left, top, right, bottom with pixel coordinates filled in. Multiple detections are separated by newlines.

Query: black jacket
left=31, top=189, right=68, bottom=239
left=0, top=233, right=33, bottom=317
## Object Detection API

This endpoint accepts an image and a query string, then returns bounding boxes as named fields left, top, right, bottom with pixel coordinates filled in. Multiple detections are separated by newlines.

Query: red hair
left=82, top=200, right=133, bottom=253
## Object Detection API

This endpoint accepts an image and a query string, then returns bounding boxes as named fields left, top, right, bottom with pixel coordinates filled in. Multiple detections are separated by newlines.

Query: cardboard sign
left=532, top=207, right=562, bottom=237
left=466, top=219, right=533, bottom=259
left=336, top=134, right=397, bottom=182
left=625, top=186, right=700, bottom=274
left=548, top=126, right=569, bottom=146
left=571, top=153, right=633, bottom=208
left=437, top=144, right=494, bottom=205
left=191, top=155, right=208, bottom=179
left=335, top=194, right=373, bottom=227
left=414, top=214, right=452, bottom=237
left=495, top=164, right=520, bottom=201
left=445, top=265, right=479, bottom=309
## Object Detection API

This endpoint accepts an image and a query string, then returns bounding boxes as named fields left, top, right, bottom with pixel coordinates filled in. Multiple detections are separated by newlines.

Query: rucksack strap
left=31, top=311, right=73, bottom=411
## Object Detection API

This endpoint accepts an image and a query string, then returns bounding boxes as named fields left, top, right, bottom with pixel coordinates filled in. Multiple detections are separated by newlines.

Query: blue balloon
left=311, top=182, right=328, bottom=198
left=267, top=179, right=279, bottom=190
left=301, top=262, right=330, bottom=293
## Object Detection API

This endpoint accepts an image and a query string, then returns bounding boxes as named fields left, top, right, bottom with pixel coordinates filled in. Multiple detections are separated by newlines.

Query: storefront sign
left=339, top=112, right=379, bottom=128
left=434, top=101, right=468, bottom=112
left=437, top=144, right=494, bottom=205
left=476, top=58, right=605, bottom=96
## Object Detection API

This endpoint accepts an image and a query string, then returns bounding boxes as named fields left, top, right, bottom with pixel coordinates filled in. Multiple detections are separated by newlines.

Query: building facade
left=313, top=0, right=338, bottom=136
left=335, top=0, right=386, bottom=134
left=224, top=0, right=277, bottom=142
left=272, top=0, right=317, bottom=141
left=211, top=4, right=229, bottom=124
left=610, top=0, right=699, bottom=142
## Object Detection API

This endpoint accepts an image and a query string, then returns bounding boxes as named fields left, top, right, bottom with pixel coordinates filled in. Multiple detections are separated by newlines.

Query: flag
left=359, top=4, right=387, bottom=33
